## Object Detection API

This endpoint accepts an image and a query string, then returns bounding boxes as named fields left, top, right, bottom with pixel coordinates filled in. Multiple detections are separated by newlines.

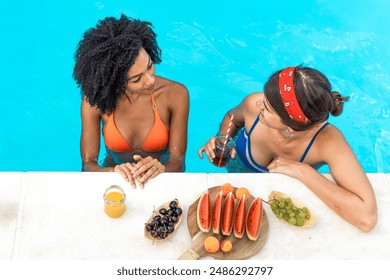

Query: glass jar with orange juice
left=103, top=185, right=126, bottom=218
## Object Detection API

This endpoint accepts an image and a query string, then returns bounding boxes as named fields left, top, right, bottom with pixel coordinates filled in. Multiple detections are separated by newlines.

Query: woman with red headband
left=199, top=66, right=377, bottom=232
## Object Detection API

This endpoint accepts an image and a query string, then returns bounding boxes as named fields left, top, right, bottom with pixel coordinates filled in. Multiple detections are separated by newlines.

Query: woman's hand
left=131, top=155, right=165, bottom=186
left=198, top=136, right=217, bottom=162
left=114, top=163, right=139, bottom=189
left=267, top=157, right=306, bottom=178
left=114, top=156, right=165, bottom=189
left=198, top=136, right=236, bottom=162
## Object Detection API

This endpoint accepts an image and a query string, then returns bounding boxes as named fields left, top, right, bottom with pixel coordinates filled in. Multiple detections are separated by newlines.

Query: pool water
left=0, top=0, right=389, bottom=173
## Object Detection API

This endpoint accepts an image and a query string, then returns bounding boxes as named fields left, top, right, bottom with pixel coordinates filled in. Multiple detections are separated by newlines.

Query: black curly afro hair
left=73, top=14, right=161, bottom=114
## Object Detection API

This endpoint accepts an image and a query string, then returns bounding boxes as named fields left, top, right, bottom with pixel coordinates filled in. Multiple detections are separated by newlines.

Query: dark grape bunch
left=145, top=199, right=183, bottom=239
left=270, top=197, right=310, bottom=226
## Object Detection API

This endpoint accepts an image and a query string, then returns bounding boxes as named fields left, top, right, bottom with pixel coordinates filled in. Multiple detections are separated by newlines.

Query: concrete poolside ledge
left=1, top=172, right=389, bottom=260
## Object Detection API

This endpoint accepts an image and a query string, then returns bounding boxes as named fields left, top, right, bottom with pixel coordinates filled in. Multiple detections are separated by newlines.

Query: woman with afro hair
left=73, top=15, right=189, bottom=188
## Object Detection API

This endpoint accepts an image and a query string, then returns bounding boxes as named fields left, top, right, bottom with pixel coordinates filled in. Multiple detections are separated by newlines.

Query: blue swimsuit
left=235, top=115, right=329, bottom=172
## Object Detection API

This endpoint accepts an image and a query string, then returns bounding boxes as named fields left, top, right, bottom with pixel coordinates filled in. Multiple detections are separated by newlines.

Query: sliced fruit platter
left=182, top=183, right=269, bottom=260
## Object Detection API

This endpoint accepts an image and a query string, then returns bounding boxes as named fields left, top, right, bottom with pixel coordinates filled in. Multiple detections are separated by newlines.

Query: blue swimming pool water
left=1, top=0, right=389, bottom=173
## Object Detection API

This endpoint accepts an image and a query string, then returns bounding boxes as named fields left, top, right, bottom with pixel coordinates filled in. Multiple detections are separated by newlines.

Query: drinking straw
left=218, top=114, right=235, bottom=167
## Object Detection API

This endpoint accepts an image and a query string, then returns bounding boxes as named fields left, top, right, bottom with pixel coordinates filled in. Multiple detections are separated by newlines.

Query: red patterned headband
left=278, top=67, right=310, bottom=124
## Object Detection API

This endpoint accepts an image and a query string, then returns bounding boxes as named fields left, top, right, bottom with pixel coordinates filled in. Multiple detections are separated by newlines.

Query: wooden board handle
left=177, top=248, right=201, bottom=260
left=177, top=231, right=207, bottom=260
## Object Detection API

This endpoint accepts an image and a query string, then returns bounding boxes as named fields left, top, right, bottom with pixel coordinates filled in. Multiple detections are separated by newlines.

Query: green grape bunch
left=270, top=197, right=310, bottom=226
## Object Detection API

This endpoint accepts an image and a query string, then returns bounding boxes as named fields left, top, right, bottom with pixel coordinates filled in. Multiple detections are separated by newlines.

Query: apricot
left=220, top=240, right=233, bottom=253
left=204, top=236, right=220, bottom=253
left=235, top=187, right=250, bottom=200
left=221, top=183, right=234, bottom=197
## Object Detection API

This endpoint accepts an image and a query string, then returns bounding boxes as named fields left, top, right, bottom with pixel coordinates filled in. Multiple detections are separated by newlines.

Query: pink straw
left=218, top=114, right=235, bottom=167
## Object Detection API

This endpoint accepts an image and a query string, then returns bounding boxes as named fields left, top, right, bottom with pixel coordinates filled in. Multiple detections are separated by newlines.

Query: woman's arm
left=163, top=83, right=190, bottom=172
left=268, top=127, right=377, bottom=232
left=80, top=99, right=113, bottom=172
left=198, top=92, right=258, bottom=161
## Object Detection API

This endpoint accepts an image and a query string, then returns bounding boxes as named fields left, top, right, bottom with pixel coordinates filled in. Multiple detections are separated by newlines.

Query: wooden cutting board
left=178, top=186, right=269, bottom=260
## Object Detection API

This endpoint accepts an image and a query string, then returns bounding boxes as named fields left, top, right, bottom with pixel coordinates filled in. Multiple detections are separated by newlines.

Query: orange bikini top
left=103, top=94, right=169, bottom=152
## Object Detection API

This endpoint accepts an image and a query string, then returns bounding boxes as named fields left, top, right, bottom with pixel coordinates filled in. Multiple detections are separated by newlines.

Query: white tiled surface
left=207, top=173, right=390, bottom=259
left=1, top=172, right=389, bottom=260
left=13, top=172, right=207, bottom=260
left=0, top=172, right=22, bottom=260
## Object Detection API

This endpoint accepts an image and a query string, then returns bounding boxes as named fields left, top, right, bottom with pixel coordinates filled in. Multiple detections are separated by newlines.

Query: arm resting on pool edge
left=267, top=126, right=378, bottom=232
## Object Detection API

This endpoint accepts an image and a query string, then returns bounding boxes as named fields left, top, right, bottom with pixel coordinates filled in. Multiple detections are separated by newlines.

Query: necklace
left=281, top=127, right=295, bottom=139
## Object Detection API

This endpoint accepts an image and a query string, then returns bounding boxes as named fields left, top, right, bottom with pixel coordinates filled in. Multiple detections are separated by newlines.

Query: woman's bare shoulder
left=157, top=76, right=188, bottom=94
left=81, top=98, right=102, bottom=117
left=314, top=123, right=353, bottom=159
left=241, top=92, right=263, bottom=114
left=317, top=124, right=346, bottom=144
left=80, top=99, right=104, bottom=129
left=155, top=76, right=188, bottom=105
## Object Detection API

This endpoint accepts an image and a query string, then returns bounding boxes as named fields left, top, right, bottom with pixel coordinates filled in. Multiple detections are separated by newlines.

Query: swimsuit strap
left=237, top=114, right=269, bottom=172
left=299, top=122, right=330, bottom=162
left=149, top=93, right=162, bottom=121
left=247, top=114, right=261, bottom=135
left=151, top=93, right=157, bottom=110
left=141, top=93, right=169, bottom=152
